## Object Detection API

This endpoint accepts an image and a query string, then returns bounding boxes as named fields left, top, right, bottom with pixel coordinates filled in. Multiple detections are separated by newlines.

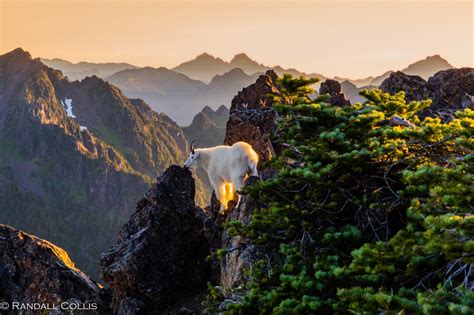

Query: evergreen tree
left=209, top=76, right=473, bottom=314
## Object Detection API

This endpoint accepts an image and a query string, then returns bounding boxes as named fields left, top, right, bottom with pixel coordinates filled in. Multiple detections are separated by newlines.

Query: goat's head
left=184, top=140, right=200, bottom=168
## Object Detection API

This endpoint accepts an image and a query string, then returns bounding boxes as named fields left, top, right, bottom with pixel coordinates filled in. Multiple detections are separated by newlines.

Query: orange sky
left=1, top=0, right=472, bottom=78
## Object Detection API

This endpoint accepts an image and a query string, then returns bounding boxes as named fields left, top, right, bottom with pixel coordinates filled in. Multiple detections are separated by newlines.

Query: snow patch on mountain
left=61, top=98, right=88, bottom=131
left=61, top=98, right=76, bottom=118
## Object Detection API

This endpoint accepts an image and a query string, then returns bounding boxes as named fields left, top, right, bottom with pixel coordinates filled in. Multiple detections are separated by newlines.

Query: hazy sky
left=1, top=0, right=472, bottom=78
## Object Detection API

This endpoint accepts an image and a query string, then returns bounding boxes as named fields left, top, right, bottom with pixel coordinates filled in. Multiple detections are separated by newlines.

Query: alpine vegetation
left=208, top=75, right=473, bottom=314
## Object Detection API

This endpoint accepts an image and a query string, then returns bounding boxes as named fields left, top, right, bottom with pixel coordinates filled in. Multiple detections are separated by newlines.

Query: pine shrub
left=210, top=76, right=473, bottom=314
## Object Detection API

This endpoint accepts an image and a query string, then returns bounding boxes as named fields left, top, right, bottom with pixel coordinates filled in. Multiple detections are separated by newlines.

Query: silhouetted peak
left=201, top=105, right=214, bottom=114
left=418, top=55, right=451, bottom=65
left=402, top=55, right=453, bottom=79
left=195, top=52, right=218, bottom=61
left=213, top=68, right=247, bottom=79
left=340, top=80, right=357, bottom=87
left=208, top=68, right=251, bottom=86
left=230, top=53, right=253, bottom=63
left=216, top=104, right=228, bottom=113
left=139, top=66, right=170, bottom=73
left=426, top=54, right=443, bottom=60
left=228, top=67, right=246, bottom=74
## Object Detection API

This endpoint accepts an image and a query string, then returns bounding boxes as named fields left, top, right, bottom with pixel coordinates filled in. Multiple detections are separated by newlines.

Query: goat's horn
left=190, top=140, right=197, bottom=153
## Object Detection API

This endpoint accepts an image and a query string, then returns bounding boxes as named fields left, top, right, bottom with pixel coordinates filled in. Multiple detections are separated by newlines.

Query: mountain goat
left=184, top=141, right=259, bottom=212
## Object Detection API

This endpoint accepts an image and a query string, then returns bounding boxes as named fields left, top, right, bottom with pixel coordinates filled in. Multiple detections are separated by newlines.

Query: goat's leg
left=232, top=174, right=246, bottom=209
left=212, top=179, right=227, bottom=213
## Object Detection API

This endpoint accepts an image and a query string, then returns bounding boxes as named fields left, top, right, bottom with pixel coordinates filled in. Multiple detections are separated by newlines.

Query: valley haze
left=41, top=52, right=455, bottom=124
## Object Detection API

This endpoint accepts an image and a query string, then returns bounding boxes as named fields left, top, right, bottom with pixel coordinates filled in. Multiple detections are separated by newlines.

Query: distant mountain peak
left=415, top=54, right=451, bottom=65
left=197, top=52, right=214, bottom=58
left=201, top=105, right=214, bottom=114
left=228, top=67, right=246, bottom=74
left=208, top=68, right=257, bottom=87
left=231, top=53, right=252, bottom=63
left=194, top=53, right=224, bottom=62
left=213, top=68, right=248, bottom=80
left=230, top=53, right=262, bottom=68
left=402, top=54, right=453, bottom=79
left=216, top=104, right=229, bottom=114
left=425, top=54, right=443, bottom=60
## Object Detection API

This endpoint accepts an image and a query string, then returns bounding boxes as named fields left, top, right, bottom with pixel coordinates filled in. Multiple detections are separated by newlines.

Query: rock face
left=224, top=70, right=281, bottom=162
left=380, top=68, right=474, bottom=121
left=380, top=71, right=430, bottom=102
left=100, top=166, right=212, bottom=314
left=220, top=72, right=284, bottom=293
left=319, top=79, right=352, bottom=106
left=0, top=224, right=109, bottom=314
left=425, top=68, right=474, bottom=117
left=219, top=177, right=259, bottom=290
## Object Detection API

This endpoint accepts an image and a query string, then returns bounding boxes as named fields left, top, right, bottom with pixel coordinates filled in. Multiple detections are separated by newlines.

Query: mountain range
left=171, top=52, right=325, bottom=83
left=335, top=55, right=453, bottom=87
left=0, top=48, right=219, bottom=278
left=183, top=104, right=228, bottom=148
left=40, top=58, right=138, bottom=81
left=41, top=53, right=454, bottom=124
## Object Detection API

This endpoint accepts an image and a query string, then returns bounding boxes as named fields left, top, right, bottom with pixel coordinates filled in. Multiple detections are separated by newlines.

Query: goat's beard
left=184, top=162, right=198, bottom=170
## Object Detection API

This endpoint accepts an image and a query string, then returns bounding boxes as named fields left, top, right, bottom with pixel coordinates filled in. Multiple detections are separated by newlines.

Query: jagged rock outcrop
left=380, top=68, right=473, bottom=121
left=425, top=68, right=474, bottom=119
left=224, top=70, right=281, bottom=162
left=100, top=166, right=213, bottom=314
left=319, top=79, right=351, bottom=106
left=380, top=71, right=430, bottom=102
left=0, top=224, right=109, bottom=314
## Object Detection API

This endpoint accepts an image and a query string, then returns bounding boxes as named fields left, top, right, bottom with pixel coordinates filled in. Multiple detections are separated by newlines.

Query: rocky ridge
left=224, top=70, right=281, bottom=162
left=380, top=68, right=474, bottom=121
left=319, top=79, right=352, bottom=107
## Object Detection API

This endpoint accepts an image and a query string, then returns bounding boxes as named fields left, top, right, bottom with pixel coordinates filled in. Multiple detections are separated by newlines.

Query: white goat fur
left=184, top=141, right=259, bottom=211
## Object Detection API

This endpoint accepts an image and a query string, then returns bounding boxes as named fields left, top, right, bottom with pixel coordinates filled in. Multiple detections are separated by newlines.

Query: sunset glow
left=1, top=0, right=472, bottom=78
